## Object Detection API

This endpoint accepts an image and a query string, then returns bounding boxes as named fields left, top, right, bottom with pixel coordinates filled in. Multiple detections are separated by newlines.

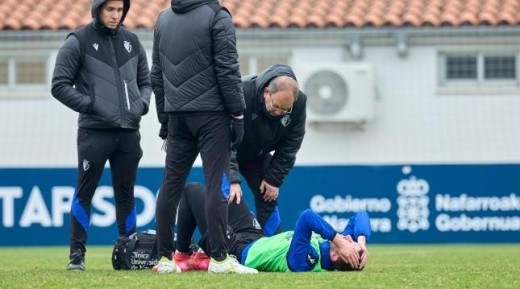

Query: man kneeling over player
left=154, top=183, right=370, bottom=273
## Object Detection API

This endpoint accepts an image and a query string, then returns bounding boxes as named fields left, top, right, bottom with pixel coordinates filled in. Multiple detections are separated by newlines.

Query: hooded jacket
left=229, top=64, right=307, bottom=187
left=51, top=0, right=152, bottom=129
left=151, top=0, right=245, bottom=124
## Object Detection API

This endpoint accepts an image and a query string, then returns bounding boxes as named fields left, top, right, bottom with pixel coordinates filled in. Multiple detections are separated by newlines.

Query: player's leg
left=199, top=114, right=257, bottom=274
left=198, top=113, right=231, bottom=261
left=155, top=117, right=198, bottom=272
left=176, top=182, right=208, bottom=252
left=176, top=182, right=211, bottom=271
left=109, top=129, right=142, bottom=239
left=240, top=154, right=281, bottom=236
left=68, top=128, right=112, bottom=270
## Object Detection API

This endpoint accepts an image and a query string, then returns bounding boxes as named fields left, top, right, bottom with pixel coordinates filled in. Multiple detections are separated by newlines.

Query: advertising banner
left=1, top=164, right=519, bottom=246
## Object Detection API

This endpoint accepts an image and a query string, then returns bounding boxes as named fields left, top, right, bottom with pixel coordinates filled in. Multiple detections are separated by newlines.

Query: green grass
left=0, top=244, right=519, bottom=289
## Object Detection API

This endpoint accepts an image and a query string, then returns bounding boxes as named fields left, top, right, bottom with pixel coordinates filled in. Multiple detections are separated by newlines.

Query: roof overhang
left=1, top=26, right=520, bottom=49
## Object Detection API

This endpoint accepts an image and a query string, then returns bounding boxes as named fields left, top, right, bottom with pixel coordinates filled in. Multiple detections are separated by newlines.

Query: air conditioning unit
left=294, top=63, right=375, bottom=123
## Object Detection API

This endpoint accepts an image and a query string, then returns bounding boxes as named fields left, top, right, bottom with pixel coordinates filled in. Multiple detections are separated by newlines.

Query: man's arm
left=51, top=35, right=92, bottom=114
left=228, top=149, right=243, bottom=204
left=136, top=41, right=152, bottom=115
left=264, top=92, right=307, bottom=187
left=342, top=211, right=371, bottom=269
left=229, top=149, right=241, bottom=184
left=286, top=209, right=337, bottom=272
left=342, top=211, right=372, bottom=242
left=150, top=25, right=168, bottom=125
left=212, top=9, right=245, bottom=115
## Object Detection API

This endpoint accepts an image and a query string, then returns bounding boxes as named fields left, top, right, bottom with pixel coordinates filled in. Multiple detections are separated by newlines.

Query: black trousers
left=238, top=154, right=281, bottom=236
left=155, top=113, right=232, bottom=260
left=70, top=128, right=141, bottom=255
left=176, top=183, right=264, bottom=262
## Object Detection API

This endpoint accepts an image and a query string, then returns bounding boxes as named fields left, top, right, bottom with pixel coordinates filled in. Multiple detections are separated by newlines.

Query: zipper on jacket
left=108, top=38, right=126, bottom=124
left=124, top=80, right=130, bottom=110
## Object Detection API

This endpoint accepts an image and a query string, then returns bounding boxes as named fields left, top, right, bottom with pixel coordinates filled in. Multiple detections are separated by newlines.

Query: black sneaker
left=67, top=250, right=85, bottom=271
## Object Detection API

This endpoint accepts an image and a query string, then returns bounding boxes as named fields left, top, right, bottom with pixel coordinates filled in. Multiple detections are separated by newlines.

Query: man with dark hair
left=51, top=0, right=151, bottom=271
left=167, top=183, right=370, bottom=273
left=229, top=63, right=307, bottom=236
left=151, top=0, right=252, bottom=274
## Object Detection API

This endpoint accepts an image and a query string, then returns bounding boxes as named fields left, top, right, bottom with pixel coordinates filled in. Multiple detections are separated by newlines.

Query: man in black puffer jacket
left=229, top=63, right=307, bottom=237
left=51, top=0, right=151, bottom=271
left=151, top=0, right=252, bottom=274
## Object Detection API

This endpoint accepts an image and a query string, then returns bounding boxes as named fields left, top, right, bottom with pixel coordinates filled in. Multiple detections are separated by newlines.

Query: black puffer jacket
left=151, top=0, right=245, bottom=124
left=51, top=0, right=152, bottom=129
left=229, top=64, right=307, bottom=187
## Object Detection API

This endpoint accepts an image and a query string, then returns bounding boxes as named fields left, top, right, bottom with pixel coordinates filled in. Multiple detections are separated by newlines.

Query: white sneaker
left=152, top=256, right=181, bottom=274
left=208, top=255, right=258, bottom=274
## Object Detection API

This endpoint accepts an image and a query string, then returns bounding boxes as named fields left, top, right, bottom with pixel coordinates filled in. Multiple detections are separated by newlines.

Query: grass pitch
left=0, top=244, right=518, bottom=289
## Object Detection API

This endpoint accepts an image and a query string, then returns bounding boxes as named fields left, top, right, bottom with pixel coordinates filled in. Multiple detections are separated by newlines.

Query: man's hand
left=260, top=180, right=279, bottom=202
left=229, top=183, right=242, bottom=204
left=343, top=235, right=368, bottom=270
left=230, top=116, right=244, bottom=150
left=332, top=234, right=360, bottom=269
left=357, top=235, right=369, bottom=270
left=159, top=123, right=168, bottom=140
left=359, top=249, right=369, bottom=270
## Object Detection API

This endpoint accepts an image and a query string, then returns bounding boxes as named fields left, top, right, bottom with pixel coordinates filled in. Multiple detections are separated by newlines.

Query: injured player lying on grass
left=152, top=183, right=371, bottom=273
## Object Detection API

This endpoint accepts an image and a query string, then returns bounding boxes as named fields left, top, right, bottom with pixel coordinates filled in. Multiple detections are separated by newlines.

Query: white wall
left=295, top=46, right=520, bottom=165
left=0, top=96, right=167, bottom=167
left=1, top=45, right=520, bottom=167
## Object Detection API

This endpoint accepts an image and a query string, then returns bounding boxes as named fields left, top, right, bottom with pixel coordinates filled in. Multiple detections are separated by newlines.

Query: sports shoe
left=67, top=249, right=85, bottom=271
left=152, top=256, right=181, bottom=274
left=173, top=252, right=192, bottom=272
left=208, top=255, right=258, bottom=274
left=190, top=251, right=210, bottom=271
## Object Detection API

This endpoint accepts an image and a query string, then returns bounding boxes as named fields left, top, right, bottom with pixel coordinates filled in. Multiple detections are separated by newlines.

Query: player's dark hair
left=331, top=259, right=356, bottom=271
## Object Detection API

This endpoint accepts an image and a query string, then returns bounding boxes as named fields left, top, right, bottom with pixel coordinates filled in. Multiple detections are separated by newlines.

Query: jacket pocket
left=126, top=79, right=146, bottom=116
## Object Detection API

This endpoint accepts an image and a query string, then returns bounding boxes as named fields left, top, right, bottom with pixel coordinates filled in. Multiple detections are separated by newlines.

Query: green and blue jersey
left=241, top=209, right=371, bottom=272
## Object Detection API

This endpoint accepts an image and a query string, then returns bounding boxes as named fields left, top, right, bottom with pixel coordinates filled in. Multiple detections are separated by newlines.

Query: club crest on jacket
left=281, top=115, right=291, bottom=127
left=124, top=41, right=132, bottom=53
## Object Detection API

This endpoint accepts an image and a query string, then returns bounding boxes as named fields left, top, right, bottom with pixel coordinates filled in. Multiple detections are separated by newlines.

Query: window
left=239, top=54, right=290, bottom=76
left=438, top=51, right=520, bottom=94
left=484, top=56, right=516, bottom=79
left=0, top=60, right=8, bottom=84
left=16, top=60, right=47, bottom=84
left=257, top=55, right=289, bottom=73
left=441, top=52, right=518, bottom=83
left=446, top=56, right=477, bottom=80
left=0, top=55, right=49, bottom=98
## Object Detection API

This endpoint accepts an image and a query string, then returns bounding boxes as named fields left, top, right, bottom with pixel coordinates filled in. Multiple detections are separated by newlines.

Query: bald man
left=228, top=63, right=307, bottom=236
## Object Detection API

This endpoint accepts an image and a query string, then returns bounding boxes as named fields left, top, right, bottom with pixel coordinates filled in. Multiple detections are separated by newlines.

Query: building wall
left=1, top=30, right=519, bottom=245
left=1, top=37, right=519, bottom=167
left=295, top=45, right=520, bottom=165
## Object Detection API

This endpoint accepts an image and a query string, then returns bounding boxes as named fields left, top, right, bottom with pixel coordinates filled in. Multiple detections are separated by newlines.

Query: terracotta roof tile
left=2, top=0, right=520, bottom=31
left=441, top=12, right=462, bottom=26
left=325, top=13, right=345, bottom=28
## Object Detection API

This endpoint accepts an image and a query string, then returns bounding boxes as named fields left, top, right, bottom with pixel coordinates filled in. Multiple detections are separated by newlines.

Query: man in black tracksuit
left=229, top=63, right=307, bottom=236
left=51, top=0, right=151, bottom=271
left=151, top=0, right=253, bottom=274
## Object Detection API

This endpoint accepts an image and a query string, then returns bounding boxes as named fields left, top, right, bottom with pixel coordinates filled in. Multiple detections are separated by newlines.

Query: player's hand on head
left=359, top=248, right=369, bottom=270
left=340, top=241, right=361, bottom=269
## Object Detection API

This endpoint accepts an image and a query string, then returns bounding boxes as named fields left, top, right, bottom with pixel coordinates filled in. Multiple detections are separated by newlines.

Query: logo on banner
left=396, top=166, right=430, bottom=233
